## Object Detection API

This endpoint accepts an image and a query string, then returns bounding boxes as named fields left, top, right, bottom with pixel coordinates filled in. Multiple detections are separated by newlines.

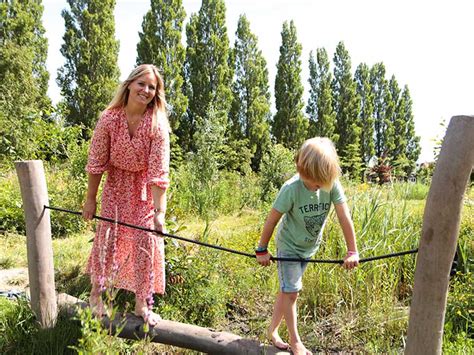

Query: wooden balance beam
left=58, top=293, right=288, bottom=354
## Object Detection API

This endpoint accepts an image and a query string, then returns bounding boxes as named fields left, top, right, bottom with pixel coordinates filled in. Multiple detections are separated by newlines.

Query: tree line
left=0, top=0, right=420, bottom=181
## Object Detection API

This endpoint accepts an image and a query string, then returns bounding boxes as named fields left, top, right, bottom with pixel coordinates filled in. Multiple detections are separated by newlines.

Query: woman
left=82, top=64, right=170, bottom=326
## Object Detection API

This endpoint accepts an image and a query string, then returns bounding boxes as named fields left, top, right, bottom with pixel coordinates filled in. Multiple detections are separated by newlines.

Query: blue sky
left=43, top=0, right=474, bottom=162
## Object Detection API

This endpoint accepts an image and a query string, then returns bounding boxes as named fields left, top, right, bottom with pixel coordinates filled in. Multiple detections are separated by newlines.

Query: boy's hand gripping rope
left=44, top=205, right=418, bottom=264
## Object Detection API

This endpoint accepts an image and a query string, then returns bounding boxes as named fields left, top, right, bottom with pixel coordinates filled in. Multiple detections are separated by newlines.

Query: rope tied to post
left=45, top=205, right=418, bottom=264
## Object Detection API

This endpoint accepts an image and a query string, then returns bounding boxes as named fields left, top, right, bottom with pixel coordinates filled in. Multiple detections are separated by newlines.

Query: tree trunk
left=405, top=115, right=474, bottom=354
left=58, top=293, right=287, bottom=354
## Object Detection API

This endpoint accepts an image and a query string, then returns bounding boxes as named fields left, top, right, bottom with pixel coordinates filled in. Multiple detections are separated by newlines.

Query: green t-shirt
left=273, top=174, right=347, bottom=258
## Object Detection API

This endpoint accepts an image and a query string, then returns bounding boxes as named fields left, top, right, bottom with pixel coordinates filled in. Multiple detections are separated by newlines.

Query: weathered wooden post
left=15, top=160, right=57, bottom=328
left=405, top=116, right=474, bottom=354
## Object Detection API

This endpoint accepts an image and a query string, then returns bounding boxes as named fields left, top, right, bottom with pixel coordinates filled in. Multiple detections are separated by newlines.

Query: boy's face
left=299, top=173, right=323, bottom=192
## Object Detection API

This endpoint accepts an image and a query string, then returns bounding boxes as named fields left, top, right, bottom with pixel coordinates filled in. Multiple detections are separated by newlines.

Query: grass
left=0, top=182, right=472, bottom=353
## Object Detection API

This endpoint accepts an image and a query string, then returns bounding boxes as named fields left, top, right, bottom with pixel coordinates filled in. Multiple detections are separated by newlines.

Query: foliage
left=331, top=41, right=361, bottom=179
left=182, top=0, right=233, bottom=153
left=0, top=297, right=81, bottom=354
left=0, top=152, right=87, bottom=237
left=368, top=156, right=393, bottom=185
left=57, top=0, right=120, bottom=136
left=169, top=157, right=262, bottom=220
left=0, top=0, right=51, bottom=121
left=230, top=15, right=271, bottom=171
left=399, top=87, right=420, bottom=173
left=136, top=0, right=188, bottom=164
left=306, top=48, right=337, bottom=141
left=355, top=62, right=375, bottom=175
left=1, top=181, right=473, bottom=352
left=259, top=144, right=295, bottom=202
left=272, top=20, right=307, bottom=150
left=444, top=272, right=473, bottom=341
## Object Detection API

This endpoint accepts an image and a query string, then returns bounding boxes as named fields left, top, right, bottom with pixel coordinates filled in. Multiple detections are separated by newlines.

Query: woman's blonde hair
left=295, top=137, right=341, bottom=190
left=107, top=64, right=168, bottom=133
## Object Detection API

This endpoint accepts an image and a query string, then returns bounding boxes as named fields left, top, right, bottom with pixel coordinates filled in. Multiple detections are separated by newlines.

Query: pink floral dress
left=86, top=107, right=170, bottom=299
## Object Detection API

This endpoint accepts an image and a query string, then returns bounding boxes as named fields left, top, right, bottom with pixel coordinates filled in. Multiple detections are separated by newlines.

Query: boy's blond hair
left=295, top=137, right=341, bottom=190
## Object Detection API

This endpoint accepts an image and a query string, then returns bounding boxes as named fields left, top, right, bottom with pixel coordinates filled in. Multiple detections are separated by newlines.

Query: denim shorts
left=277, top=251, right=310, bottom=293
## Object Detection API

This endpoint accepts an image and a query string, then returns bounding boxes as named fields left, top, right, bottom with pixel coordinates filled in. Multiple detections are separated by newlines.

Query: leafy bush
left=259, top=144, right=295, bottom=202
left=0, top=170, right=24, bottom=234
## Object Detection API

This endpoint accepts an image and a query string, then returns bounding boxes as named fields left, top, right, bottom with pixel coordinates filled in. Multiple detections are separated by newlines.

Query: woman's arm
left=151, top=185, right=167, bottom=233
left=82, top=173, right=103, bottom=220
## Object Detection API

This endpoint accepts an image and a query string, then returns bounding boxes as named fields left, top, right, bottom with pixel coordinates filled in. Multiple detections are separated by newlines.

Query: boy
left=256, top=137, right=359, bottom=355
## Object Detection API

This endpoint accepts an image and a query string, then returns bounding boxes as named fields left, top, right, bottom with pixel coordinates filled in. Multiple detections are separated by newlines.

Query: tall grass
left=0, top=165, right=472, bottom=352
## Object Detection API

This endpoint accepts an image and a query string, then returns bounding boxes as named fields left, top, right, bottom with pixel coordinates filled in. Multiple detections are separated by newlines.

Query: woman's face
left=127, top=72, right=158, bottom=107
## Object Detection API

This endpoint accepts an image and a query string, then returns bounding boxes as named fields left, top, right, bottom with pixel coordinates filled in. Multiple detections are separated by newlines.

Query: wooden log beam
left=58, top=293, right=288, bottom=354
left=15, top=160, right=57, bottom=328
left=405, top=115, right=474, bottom=354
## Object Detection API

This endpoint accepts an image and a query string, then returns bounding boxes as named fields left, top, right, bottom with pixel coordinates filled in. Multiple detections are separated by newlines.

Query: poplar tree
left=183, top=0, right=233, bottom=152
left=0, top=0, right=53, bottom=160
left=57, top=0, right=120, bottom=135
left=273, top=20, right=307, bottom=150
left=0, top=0, right=51, bottom=120
left=230, top=15, right=271, bottom=171
left=355, top=63, right=374, bottom=175
left=331, top=41, right=361, bottom=178
left=398, top=86, right=420, bottom=176
left=385, top=75, right=398, bottom=158
left=370, top=62, right=389, bottom=158
left=306, top=48, right=337, bottom=140
left=136, top=0, right=187, bottom=133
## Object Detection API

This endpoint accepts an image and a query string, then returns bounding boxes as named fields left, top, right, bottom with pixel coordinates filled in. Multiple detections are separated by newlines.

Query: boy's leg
left=268, top=291, right=289, bottom=349
left=281, top=291, right=312, bottom=355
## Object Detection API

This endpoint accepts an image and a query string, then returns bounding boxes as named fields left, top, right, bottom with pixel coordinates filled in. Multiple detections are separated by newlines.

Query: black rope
left=45, top=205, right=418, bottom=264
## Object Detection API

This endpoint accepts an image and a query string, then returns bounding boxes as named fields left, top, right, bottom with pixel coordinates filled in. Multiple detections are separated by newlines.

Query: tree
left=0, top=0, right=51, bottom=120
left=136, top=0, right=187, bottom=165
left=354, top=63, right=374, bottom=177
left=183, top=0, right=233, bottom=153
left=0, top=0, right=55, bottom=162
left=57, top=0, right=120, bottom=136
left=370, top=62, right=389, bottom=158
left=230, top=15, right=271, bottom=171
left=385, top=75, right=399, bottom=158
left=136, top=0, right=187, bottom=133
left=331, top=42, right=361, bottom=178
left=398, top=86, right=420, bottom=176
left=306, top=49, right=337, bottom=141
left=273, top=20, right=307, bottom=150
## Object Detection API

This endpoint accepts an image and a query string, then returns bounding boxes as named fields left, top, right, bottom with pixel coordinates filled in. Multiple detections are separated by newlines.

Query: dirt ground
left=0, top=267, right=29, bottom=292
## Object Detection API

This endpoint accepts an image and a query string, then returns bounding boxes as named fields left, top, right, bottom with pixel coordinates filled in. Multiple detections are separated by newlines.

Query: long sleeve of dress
left=86, top=113, right=111, bottom=174
left=146, top=116, right=170, bottom=190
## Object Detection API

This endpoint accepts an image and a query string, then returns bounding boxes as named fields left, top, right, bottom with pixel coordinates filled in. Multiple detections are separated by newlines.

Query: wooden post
left=405, top=116, right=474, bottom=354
left=15, top=160, right=57, bottom=328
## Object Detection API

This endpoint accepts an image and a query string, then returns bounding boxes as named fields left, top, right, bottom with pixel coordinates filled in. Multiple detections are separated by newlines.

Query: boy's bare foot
left=267, top=330, right=289, bottom=350
left=290, top=341, right=312, bottom=355
left=134, top=303, right=161, bottom=327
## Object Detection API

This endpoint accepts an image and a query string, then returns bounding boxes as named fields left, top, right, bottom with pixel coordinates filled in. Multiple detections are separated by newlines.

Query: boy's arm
left=334, top=202, right=359, bottom=269
left=256, top=208, right=283, bottom=266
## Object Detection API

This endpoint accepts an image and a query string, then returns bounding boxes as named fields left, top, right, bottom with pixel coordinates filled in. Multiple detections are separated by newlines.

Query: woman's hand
left=153, top=211, right=166, bottom=234
left=82, top=199, right=97, bottom=220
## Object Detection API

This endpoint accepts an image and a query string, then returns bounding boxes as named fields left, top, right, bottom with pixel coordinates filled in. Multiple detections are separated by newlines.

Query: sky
left=42, top=0, right=474, bottom=163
